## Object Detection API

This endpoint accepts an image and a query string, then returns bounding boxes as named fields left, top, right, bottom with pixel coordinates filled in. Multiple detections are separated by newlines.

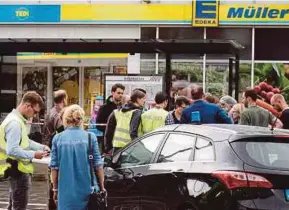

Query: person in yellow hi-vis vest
left=141, top=92, right=169, bottom=134
left=0, top=91, right=50, bottom=210
left=104, top=90, right=146, bottom=154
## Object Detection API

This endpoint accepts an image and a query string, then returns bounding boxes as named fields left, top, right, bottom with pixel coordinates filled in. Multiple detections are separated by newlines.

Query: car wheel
left=178, top=202, right=199, bottom=210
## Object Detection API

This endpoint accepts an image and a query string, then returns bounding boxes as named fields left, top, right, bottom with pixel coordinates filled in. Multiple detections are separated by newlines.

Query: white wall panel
left=0, top=25, right=140, bottom=39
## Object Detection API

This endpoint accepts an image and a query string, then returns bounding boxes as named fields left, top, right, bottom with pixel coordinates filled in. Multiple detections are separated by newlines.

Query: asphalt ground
left=0, top=179, right=48, bottom=210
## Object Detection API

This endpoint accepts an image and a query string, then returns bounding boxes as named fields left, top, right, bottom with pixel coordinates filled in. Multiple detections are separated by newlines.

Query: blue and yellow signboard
left=0, top=3, right=289, bottom=26
left=0, top=5, right=60, bottom=23
left=192, top=0, right=219, bottom=27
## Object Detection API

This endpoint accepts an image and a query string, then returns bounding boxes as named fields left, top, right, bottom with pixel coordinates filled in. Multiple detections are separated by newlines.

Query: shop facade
left=1, top=1, right=289, bottom=121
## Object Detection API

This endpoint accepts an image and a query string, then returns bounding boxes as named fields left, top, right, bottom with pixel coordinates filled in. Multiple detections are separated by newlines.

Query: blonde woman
left=50, top=104, right=105, bottom=210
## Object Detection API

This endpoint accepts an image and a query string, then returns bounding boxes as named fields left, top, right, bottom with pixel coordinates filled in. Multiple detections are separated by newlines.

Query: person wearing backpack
left=0, top=91, right=50, bottom=210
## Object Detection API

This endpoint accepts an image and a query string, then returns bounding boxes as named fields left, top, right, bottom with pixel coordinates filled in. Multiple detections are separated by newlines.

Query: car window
left=231, top=137, right=289, bottom=170
left=194, top=137, right=214, bottom=161
left=157, top=134, right=196, bottom=163
left=119, top=133, right=164, bottom=168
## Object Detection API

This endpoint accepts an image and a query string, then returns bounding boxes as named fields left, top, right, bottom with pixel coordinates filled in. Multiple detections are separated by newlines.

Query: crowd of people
left=97, top=83, right=288, bottom=157
left=1, top=81, right=289, bottom=210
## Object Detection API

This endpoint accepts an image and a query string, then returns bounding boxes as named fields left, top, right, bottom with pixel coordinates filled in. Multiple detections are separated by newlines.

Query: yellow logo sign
left=192, top=0, right=219, bottom=27
left=15, top=7, right=30, bottom=20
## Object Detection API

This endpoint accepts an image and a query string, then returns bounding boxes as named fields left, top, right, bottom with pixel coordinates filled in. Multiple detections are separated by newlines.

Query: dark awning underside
left=0, top=39, right=244, bottom=55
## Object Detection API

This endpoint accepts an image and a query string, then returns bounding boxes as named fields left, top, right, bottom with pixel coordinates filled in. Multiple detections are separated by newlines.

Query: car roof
left=153, top=124, right=289, bottom=142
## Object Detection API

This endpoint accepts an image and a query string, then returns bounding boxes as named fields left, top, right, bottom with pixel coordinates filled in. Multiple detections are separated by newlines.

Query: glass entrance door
left=53, top=67, right=80, bottom=105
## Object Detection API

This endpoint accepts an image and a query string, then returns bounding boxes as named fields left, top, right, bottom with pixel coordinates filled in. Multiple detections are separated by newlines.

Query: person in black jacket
left=96, top=84, right=125, bottom=131
left=104, top=90, right=146, bottom=153
left=96, top=84, right=125, bottom=152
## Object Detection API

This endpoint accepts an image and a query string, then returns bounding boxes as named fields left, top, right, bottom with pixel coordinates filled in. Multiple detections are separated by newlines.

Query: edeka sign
left=0, top=5, right=60, bottom=23
left=219, top=4, right=289, bottom=25
left=192, top=0, right=219, bottom=27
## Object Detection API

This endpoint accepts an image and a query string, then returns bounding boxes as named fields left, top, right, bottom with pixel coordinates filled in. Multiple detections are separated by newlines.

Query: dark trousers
left=7, top=173, right=31, bottom=210
left=47, top=167, right=57, bottom=210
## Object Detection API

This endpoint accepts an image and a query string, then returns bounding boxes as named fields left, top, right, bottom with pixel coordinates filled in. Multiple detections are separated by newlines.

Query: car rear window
left=231, top=137, right=289, bottom=170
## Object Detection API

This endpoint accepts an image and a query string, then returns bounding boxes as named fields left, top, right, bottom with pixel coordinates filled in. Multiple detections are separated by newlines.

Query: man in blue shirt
left=2, top=91, right=50, bottom=210
left=181, top=86, right=232, bottom=124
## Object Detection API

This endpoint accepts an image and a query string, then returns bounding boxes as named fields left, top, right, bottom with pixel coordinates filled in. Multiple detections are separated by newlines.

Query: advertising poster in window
left=254, top=63, right=289, bottom=102
left=104, top=74, right=164, bottom=106
left=53, top=67, right=79, bottom=105
left=22, top=67, right=48, bottom=102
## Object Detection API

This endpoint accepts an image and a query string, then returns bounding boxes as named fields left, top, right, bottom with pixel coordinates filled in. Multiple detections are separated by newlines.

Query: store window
left=22, top=66, right=48, bottom=103
left=1, top=64, right=17, bottom=92
left=253, top=62, right=289, bottom=102
left=0, top=61, right=17, bottom=121
left=205, top=62, right=229, bottom=98
left=140, top=59, right=156, bottom=74
left=53, top=67, right=80, bottom=105
left=205, top=62, right=251, bottom=99
left=141, top=27, right=157, bottom=71
left=159, top=60, right=203, bottom=99
left=255, top=28, right=289, bottom=102
left=255, top=28, right=289, bottom=61
left=206, top=28, right=252, bottom=60
left=159, top=27, right=203, bottom=40
left=141, top=27, right=156, bottom=40
left=83, top=66, right=109, bottom=119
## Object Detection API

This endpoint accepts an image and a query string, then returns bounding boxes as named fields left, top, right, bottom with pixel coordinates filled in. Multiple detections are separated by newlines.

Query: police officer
left=104, top=90, right=146, bottom=154
left=0, top=91, right=50, bottom=210
left=141, top=92, right=168, bottom=134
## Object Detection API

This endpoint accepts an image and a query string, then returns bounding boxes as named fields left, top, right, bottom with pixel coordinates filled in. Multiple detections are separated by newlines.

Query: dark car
left=103, top=124, right=289, bottom=210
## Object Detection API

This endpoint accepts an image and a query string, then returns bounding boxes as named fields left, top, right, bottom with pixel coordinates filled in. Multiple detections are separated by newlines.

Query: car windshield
left=231, top=137, right=289, bottom=171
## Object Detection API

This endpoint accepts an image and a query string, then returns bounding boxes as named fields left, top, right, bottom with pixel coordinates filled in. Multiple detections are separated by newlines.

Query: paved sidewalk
left=0, top=179, right=47, bottom=210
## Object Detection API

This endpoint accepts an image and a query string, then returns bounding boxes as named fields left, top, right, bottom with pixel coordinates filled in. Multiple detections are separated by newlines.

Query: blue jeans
left=7, top=173, right=31, bottom=210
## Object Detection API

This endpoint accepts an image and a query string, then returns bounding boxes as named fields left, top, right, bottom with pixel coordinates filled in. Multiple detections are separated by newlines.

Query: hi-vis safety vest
left=113, top=109, right=141, bottom=148
left=0, top=112, right=34, bottom=177
left=141, top=107, right=168, bottom=134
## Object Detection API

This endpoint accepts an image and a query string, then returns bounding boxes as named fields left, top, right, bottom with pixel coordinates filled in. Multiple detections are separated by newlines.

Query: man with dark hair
left=165, top=96, right=190, bottom=125
left=96, top=83, right=125, bottom=133
left=0, top=91, right=49, bottom=210
left=240, top=89, right=282, bottom=128
left=42, top=89, right=67, bottom=210
left=96, top=83, right=125, bottom=153
left=181, top=85, right=232, bottom=124
left=141, top=92, right=168, bottom=134
left=43, top=89, right=67, bottom=147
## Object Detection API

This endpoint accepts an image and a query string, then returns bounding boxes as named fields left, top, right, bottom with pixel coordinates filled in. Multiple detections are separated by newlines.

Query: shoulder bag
left=87, top=133, right=108, bottom=210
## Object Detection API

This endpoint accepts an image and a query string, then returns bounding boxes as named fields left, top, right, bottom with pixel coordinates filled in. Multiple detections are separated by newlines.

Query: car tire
left=178, top=202, right=199, bottom=210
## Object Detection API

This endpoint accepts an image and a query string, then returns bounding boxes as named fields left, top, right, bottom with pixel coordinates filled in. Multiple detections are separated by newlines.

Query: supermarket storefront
left=1, top=1, right=289, bottom=121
